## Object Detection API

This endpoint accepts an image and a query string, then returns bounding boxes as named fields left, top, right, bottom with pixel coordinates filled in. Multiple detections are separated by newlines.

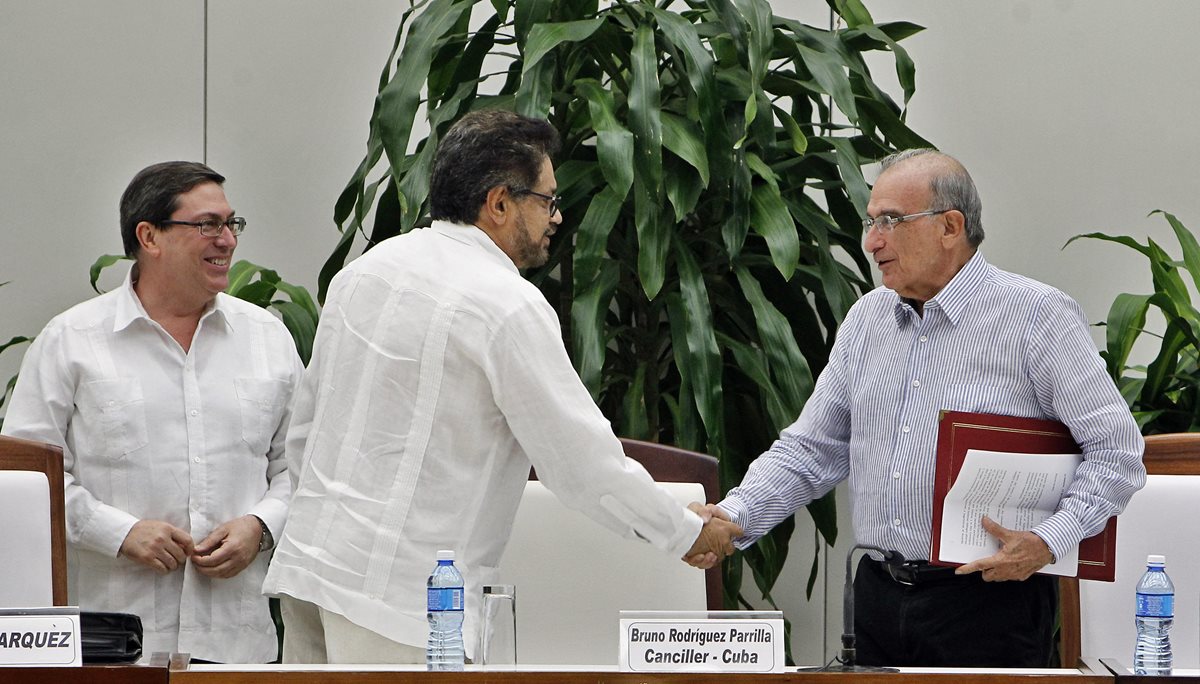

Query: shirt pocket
left=234, top=377, right=289, bottom=454
left=77, top=378, right=150, bottom=459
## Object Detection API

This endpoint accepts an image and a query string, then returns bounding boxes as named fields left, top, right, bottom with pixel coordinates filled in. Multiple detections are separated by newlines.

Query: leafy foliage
left=1070, top=211, right=1200, bottom=434
left=327, top=0, right=930, bottom=624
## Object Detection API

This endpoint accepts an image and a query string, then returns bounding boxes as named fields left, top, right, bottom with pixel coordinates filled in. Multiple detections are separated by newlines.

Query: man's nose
left=863, top=224, right=884, bottom=252
left=214, top=226, right=238, bottom=247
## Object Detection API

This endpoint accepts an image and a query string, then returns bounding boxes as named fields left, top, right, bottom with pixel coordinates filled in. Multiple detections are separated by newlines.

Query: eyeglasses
left=158, top=216, right=247, bottom=237
left=510, top=188, right=561, bottom=217
left=861, top=209, right=950, bottom=234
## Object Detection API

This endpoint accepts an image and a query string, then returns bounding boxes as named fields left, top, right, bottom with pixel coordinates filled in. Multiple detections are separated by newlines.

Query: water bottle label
left=1136, top=593, right=1174, bottom=618
left=427, top=586, right=464, bottom=612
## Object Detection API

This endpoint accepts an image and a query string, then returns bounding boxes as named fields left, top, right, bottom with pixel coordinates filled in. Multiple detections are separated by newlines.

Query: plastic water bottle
left=1133, top=554, right=1174, bottom=676
left=427, top=549, right=465, bottom=671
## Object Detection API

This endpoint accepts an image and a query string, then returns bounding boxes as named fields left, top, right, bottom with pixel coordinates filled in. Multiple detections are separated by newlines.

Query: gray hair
left=879, top=148, right=984, bottom=247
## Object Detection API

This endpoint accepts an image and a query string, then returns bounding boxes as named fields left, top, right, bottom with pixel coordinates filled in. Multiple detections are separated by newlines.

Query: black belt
left=874, top=559, right=961, bottom=586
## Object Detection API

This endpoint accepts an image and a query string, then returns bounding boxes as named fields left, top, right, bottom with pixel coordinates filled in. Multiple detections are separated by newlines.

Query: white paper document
left=937, top=448, right=1080, bottom=577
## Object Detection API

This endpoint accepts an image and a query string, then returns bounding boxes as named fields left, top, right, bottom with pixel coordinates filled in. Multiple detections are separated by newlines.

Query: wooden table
left=1, top=651, right=168, bottom=683
left=168, top=658, right=1116, bottom=684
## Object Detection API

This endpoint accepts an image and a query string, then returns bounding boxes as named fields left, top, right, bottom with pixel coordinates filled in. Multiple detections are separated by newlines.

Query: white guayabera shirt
left=263, top=221, right=703, bottom=657
left=3, top=268, right=303, bottom=662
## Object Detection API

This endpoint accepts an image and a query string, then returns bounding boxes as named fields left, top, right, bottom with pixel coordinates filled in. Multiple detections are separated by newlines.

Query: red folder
left=930, top=410, right=1117, bottom=582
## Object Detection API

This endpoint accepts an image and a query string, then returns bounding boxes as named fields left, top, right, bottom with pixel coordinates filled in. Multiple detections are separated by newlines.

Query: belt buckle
left=885, top=561, right=917, bottom=586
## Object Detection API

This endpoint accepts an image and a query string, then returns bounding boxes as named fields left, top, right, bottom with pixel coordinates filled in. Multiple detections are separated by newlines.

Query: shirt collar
left=891, top=251, right=989, bottom=328
left=112, top=262, right=231, bottom=332
left=428, top=220, right=520, bottom=275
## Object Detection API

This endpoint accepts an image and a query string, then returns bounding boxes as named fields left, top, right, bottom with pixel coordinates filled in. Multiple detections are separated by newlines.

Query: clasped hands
left=118, top=515, right=264, bottom=578
left=681, top=503, right=742, bottom=570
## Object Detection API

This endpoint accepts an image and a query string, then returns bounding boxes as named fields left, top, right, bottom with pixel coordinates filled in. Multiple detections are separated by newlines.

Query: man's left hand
left=190, top=515, right=262, bottom=579
left=955, top=515, right=1054, bottom=581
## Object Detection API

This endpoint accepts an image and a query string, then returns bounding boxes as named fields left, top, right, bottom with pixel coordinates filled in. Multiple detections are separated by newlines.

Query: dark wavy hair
left=429, top=110, right=560, bottom=224
left=119, top=161, right=225, bottom=257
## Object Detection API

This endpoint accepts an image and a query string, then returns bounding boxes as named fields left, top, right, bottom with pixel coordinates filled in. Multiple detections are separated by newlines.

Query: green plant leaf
left=660, top=111, right=710, bottom=187
left=672, top=238, right=724, bottom=456
left=773, top=105, right=809, bottom=156
left=720, top=334, right=792, bottom=429
left=663, top=156, right=704, bottom=223
left=522, top=19, right=604, bottom=81
left=855, top=97, right=932, bottom=149
left=233, top=280, right=278, bottom=308
left=571, top=262, right=619, bottom=397
left=576, top=80, right=635, bottom=196
left=1158, top=210, right=1200, bottom=296
left=748, top=183, right=800, bottom=281
left=88, top=254, right=131, bottom=294
left=1064, top=231, right=1153, bottom=259
left=0, top=335, right=32, bottom=355
left=849, top=22, right=916, bottom=104
left=1103, top=293, right=1151, bottom=381
left=273, top=280, right=320, bottom=322
left=735, top=265, right=814, bottom=416
left=272, top=300, right=318, bottom=366
left=621, top=362, right=651, bottom=440
left=629, top=22, right=666, bottom=299
left=830, top=0, right=874, bottom=27
left=826, top=136, right=872, bottom=217
left=806, top=490, right=838, bottom=546
left=796, top=43, right=858, bottom=125
left=378, top=0, right=474, bottom=183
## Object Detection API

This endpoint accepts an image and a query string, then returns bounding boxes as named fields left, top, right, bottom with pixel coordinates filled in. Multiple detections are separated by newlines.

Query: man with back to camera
left=2, top=161, right=303, bottom=661
left=262, top=109, right=742, bottom=664
left=698, top=149, right=1146, bottom=667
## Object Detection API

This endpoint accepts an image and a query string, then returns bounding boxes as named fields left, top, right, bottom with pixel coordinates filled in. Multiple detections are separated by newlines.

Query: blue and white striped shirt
left=720, top=252, right=1146, bottom=563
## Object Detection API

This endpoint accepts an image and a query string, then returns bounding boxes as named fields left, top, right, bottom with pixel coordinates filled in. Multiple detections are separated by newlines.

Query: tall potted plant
left=1071, top=211, right=1200, bottom=434
left=327, top=0, right=931, bottom=618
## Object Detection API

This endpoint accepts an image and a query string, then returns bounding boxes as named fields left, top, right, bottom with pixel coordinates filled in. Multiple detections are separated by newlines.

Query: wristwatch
left=254, top=515, right=274, bottom=553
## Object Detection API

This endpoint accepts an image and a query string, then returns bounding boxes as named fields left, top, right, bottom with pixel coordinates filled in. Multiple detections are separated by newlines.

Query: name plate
left=619, top=610, right=784, bottom=673
left=0, top=607, right=82, bottom=667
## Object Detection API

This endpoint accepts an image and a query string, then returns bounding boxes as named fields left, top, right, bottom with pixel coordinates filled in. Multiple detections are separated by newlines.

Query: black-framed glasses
left=510, top=188, right=561, bottom=217
left=861, top=209, right=950, bottom=234
left=158, top=216, right=247, bottom=237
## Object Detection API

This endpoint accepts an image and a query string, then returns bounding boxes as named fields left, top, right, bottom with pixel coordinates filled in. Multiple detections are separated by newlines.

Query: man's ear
left=136, top=221, right=161, bottom=256
left=941, top=209, right=967, bottom=244
left=481, top=185, right=511, bottom=227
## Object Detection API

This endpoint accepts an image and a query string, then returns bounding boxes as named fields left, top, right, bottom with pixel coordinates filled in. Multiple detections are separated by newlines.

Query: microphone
left=801, top=543, right=903, bottom=673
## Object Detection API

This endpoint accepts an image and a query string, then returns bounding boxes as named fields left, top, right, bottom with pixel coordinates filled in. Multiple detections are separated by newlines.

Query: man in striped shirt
left=712, top=149, right=1145, bottom=667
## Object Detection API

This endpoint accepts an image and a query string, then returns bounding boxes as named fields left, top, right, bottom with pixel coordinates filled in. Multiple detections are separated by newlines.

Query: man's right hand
left=682, top=503, right=742, bottom=570
left=119, top=520, right=195, bottom=574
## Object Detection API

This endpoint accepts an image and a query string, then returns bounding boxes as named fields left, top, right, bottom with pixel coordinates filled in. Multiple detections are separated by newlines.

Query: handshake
left=681, top=503, right=743, bottom=570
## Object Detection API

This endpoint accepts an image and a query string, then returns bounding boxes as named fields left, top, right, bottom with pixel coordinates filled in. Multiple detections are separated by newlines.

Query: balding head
left=878, top=149, right=984, bottom=247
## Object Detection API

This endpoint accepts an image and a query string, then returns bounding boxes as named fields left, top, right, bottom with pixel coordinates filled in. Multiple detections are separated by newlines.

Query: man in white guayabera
left=3, top=161, right=303, bottom=662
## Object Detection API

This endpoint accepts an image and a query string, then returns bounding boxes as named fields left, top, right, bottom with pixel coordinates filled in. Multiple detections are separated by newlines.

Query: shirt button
left=893, top=472, right=901, bottom=479
left=919, top=335, right=928, bottom=343
left=190, top=409, right=198, bottom=417
left=193, top=457, right=201, bottom=463
left=901, top=425, right=911, bottom=434
left=912, top=379, right=920, bottom=388
left=892, top=518, right=902, bottom=526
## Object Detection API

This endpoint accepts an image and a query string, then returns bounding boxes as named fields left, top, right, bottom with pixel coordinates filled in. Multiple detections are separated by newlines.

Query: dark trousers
left=853, top=556, right=1058, bottom=667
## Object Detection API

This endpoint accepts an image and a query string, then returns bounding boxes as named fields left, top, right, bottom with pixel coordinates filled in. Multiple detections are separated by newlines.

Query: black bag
left=80, top=611, right=142, bottom=663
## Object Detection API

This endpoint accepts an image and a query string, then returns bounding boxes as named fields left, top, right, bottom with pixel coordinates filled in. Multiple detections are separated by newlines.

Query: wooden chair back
left=0, top=434, right=68, bottom=605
